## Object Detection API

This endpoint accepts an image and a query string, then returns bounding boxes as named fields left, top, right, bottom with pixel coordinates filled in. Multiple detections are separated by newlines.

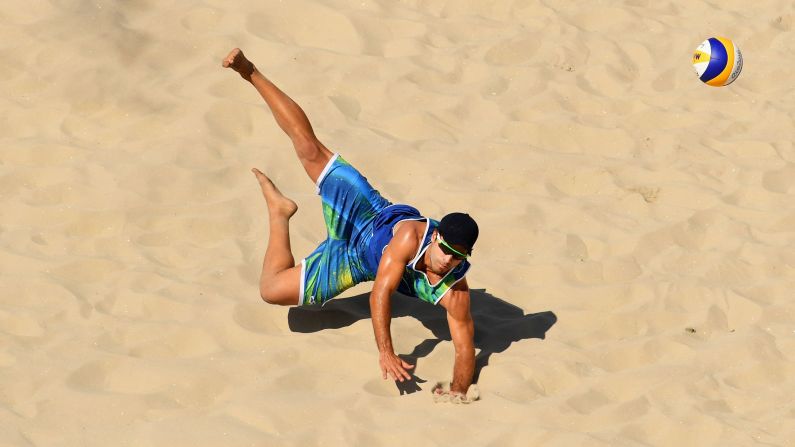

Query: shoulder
left=392, top=219, right=426, bottom=237
left=385, top=220, right=425, bottom=262
left=391, top=220, right=426, bottom=248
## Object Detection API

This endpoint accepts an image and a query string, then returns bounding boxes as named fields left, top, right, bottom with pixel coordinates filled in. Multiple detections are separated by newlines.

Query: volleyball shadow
left=287, top=289, right=557, bottom=394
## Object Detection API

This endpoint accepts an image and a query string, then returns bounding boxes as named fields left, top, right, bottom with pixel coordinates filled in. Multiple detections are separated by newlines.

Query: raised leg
left=252, top=168, right=301, bottom=306
left=223, top=48, right=333, bottom=184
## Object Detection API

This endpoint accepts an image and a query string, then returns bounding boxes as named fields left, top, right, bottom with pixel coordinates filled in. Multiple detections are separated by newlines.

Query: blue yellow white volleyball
left=692, top=37, right=743, bottom=86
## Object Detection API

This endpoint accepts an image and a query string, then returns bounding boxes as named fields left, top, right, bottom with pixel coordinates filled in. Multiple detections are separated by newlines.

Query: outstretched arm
left=370, top=230, right=417, bottom=382
left=439, top=279, right=475, bottom=395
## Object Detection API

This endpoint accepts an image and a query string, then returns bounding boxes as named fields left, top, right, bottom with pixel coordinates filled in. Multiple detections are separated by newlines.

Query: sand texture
left=2, top=0, right=794, bottom=445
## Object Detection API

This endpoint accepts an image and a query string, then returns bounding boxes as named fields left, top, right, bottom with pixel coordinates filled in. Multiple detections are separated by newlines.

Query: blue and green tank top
left=363, top=204, right=470, bottom=304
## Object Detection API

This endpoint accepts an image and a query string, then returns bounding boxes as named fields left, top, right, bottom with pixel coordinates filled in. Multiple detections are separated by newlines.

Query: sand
left=2, top=0, right=794, bottom=445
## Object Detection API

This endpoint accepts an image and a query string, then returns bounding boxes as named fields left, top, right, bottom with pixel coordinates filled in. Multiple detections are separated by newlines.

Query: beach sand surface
left=2, top=0, right=794, bottom=445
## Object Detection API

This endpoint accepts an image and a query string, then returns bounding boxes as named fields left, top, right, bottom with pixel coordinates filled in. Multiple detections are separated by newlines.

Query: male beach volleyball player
left=223, top=48, right=479, bottom=398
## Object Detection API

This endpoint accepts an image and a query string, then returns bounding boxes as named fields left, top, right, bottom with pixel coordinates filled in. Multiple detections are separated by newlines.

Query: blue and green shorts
left=299, top=154, right=391, bottom=306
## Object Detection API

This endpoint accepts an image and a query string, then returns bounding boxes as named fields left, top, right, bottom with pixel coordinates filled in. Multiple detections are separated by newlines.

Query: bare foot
left=251, top=168, right=298, bottom=218
left=222, top=48, right=255, bottom=81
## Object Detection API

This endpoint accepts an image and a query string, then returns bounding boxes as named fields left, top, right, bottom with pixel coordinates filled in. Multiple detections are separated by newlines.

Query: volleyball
left=692, top=37, right=743, bottom=86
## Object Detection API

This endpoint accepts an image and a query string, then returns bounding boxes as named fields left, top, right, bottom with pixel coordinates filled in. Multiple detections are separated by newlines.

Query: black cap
left=438, top=213, right=479, bottom=253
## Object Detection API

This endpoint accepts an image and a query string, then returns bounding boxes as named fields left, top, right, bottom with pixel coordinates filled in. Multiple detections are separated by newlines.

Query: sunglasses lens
left=439, top=238, right=467, bottom=260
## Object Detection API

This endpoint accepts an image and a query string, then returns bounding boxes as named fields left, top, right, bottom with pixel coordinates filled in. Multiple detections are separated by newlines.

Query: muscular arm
left=370, top=226, right=418, bottom=382
left=439, top=278, right=475, bottom=394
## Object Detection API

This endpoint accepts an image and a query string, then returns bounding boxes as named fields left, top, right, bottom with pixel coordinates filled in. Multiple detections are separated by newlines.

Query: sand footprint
left=566, top=389, right=612, bottom=414
left=329, top=95, right=361, bottom=121
left=762, top=164, right=795, bottom=194
left=67, top=359, right=117, bottom=392
left=610, top=396, right=651, bottom=421
left=479, top=76, right=510, bottom=98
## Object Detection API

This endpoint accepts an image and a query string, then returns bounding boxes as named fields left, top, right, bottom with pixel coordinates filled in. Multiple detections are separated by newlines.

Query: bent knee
left=293, top=136, right=332, bottom=164
left=259, top=291, right=279, bottom=305
left=259, top=283, right=298, bottom=306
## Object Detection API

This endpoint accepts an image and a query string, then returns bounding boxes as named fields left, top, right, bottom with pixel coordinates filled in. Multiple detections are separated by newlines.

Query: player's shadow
left=287, top=289, right=557, bottom=395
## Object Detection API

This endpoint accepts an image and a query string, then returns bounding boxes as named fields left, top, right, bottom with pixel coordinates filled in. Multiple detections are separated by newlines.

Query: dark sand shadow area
left=288, top=289, right=557, bottom=395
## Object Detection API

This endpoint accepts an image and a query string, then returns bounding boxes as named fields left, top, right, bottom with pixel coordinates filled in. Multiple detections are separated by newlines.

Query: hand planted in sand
left=379, top=351, right=415, bottom=382
left=431, top=381, right=480, bottom=404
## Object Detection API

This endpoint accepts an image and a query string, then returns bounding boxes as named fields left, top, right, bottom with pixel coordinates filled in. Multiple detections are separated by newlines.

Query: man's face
left=430, top=230, right=468, bottom=274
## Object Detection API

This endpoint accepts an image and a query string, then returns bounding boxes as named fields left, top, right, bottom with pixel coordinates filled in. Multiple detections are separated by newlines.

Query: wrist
left=450, top=379, right=471, bottom=394
left=376, top=338, right=394, bottom=354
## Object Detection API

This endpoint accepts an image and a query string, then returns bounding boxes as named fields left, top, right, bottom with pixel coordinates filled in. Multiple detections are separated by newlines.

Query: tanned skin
left=371, top=221, right=475, bottom=395
left=223, top=48, right=475, bottom=396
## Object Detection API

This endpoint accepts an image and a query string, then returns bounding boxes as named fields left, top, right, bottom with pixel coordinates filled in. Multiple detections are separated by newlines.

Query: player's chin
left=436, top=263, right=452, bottom=273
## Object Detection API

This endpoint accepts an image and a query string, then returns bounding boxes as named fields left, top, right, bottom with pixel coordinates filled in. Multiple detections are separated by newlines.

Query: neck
left=416, top=247, right=431, bottom=273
